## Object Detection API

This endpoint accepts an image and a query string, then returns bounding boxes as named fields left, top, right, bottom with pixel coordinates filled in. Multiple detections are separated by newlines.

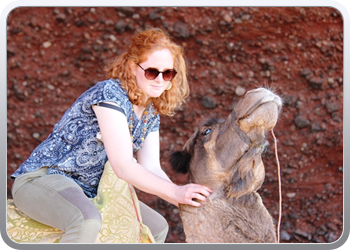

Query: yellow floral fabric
left=6, top=161, right=155, bottom=243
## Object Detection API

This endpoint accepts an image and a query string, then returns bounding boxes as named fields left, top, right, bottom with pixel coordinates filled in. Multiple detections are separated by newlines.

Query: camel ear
left=169, top=150, right=191, bottom=174
left=169, top=130, right=197, bottom=174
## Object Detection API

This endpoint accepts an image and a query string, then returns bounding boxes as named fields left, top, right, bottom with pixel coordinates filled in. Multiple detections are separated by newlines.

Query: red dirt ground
left=7, top=7, right=343, bottom=243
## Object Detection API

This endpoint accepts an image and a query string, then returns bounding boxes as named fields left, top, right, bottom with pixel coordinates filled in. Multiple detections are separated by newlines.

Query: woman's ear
left=129, top=61, right=137, bottom=76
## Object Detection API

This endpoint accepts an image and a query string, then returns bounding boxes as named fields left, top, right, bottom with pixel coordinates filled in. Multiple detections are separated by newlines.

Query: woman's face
left=133, top=48, right=174, bottom=101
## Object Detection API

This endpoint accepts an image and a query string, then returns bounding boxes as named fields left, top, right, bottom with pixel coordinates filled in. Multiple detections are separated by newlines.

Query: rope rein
left=271, top=129, right=282, bottom=243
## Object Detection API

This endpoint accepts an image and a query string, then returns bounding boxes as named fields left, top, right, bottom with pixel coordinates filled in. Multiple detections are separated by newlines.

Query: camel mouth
left=234, top=88, right=283, bottom=121
left=227, top=88, right=281, bottom=155
left=238, top=99, right=282, bottom=121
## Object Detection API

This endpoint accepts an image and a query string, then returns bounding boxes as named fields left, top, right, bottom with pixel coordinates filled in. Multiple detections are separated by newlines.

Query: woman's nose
left=154, top=73, right=164, bottom=82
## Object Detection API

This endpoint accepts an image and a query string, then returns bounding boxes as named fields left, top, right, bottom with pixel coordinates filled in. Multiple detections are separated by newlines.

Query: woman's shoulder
left=97, top=78, right=126, bottom=94
left=84, top=78, right=132, bottom=117
left=91, top=78, right=130, bottom=103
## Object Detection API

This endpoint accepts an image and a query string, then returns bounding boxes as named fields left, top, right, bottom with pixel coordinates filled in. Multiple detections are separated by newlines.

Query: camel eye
left=202, top=128, right=212, bottom=135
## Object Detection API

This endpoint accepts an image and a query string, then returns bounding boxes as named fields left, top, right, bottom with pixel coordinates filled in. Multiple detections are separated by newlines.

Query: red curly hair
left=106, top=28, right=189, bottom=116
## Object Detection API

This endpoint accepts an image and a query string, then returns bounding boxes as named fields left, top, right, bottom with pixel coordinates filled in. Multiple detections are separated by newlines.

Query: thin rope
left=271, top=129, right=282, bottom=243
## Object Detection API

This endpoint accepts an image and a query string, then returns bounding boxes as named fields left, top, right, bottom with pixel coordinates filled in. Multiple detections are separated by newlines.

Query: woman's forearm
left=111, top=159, right=179, bottom=206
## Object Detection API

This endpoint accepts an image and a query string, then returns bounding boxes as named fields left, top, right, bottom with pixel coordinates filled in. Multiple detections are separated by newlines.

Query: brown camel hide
left=170, top=87, right=282, bottom=243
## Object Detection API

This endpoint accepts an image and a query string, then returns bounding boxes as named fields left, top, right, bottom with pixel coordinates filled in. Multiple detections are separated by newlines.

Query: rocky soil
left=7, top=7, right=343, bottom=243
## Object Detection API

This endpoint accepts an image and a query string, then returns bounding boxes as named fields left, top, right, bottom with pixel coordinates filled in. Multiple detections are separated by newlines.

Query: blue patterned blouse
left=11, top=79, right=160, bottom=198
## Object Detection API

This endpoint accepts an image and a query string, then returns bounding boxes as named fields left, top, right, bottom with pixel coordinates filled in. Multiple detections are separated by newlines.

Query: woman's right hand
left=174, top=183, right=213, bottom=207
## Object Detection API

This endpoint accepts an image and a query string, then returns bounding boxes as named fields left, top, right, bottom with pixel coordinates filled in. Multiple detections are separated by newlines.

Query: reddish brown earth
left=7, top=7, right=343, bottom=243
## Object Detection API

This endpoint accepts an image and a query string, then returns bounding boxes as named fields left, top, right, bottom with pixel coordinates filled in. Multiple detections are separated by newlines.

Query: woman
left=10, top=28, right=212, bottom=243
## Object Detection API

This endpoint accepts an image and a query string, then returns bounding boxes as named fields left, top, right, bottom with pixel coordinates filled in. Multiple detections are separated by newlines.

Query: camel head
left=170, top=87, right=282, bottom=199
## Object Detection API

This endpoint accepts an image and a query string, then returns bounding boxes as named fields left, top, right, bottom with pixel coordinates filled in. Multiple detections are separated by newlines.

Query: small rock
left=294, top=229, right=309, bottom=238
left=109, top=34, right=117, bottom=42
left=300, top=68, right=313, bottom=79
left=307, top=208, right=314, bottom=216
left=47, top=84, right=55, bottom=90
left=83, top=32, right=91, bottom=40
left=149, top=11, right=160, bottom=20
left=309, top=77, right=327, bottom=90
left=284, top=95, right=298, bottom=107
left=280, top=230, right=291, bottom=241
left=320, top=224, right=328, bottom=232
left=286, top=193, right=296, bottom=198
left=258, top=57, right=266, bottom=64
left=202, top=95, right=217, bottom=109
left=260, top=70, right=270, bottom=78
left=326, top=102, right=339, bottom=113
left=326, top=222, right=338, bottom=231
left=315, top=41, right=322, bottom=48
left=283, top=221, right=293, bottom=230
left=311, top=122, right=324, bottom=131
left=60, top=70, right=70, bottom=77
left=248, top=71, right=254, bottom=78
left=235, top=86, right=246, bottom=96
left=325, top=232, right=337, bottom=243
left=174, top=21, right=190, bottom=38
left=223, top=13, right=232, bottom=23
left=74, top=18, right=85, bottom=27
left=234, top=71, right=243, bottom=78
left=313, top=236, right=326, bottom=243
left=43, top=41, right=52, bottom=48
left=95, top=39, right=103, bottom=45
left=332, top=113, right=341, bottom=123
left=33, top=132, right=40, bottom=139
left=10, top=163, right=17, bottom=170
left=114, top=20, right=128, bottom=33
left=242, top=14, right=251, bottom=20
left=14, top=153, right=22, bottom=159
left=93, top=44, right=103, bottom=52
left=328, top=78, right=334, bottom=84
left=288, top=162, right=298, bottom=169
left=55, top=13, right=67, bottom=22
left=7, top=47, right=16, bottom=58
left=294, top=115, right=310, bottom=128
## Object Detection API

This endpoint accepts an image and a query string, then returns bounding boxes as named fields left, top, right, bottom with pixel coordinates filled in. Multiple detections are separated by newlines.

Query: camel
left=170, top=87, right=282, bottom=243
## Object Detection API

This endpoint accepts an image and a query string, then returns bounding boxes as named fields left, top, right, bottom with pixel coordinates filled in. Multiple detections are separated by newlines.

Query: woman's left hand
left=173, top=183, right=213, bottom=207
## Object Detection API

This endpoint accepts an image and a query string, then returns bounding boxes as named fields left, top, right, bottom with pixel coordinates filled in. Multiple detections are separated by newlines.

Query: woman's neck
left=133, top=104, right=146, bottom=119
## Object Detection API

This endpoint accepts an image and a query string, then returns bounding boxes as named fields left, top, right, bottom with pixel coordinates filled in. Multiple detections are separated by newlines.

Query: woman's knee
left=138, top=201, right=169, bottom=242
left=153, top=222, right=169, bottom=243
left=59, top=187, right=102, bottom=222
left=58, top=187, right=102, bottom=243
left=59, top=218, right=102, bottom=243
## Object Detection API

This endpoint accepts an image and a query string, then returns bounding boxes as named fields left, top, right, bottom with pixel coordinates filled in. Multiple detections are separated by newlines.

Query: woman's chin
left=147, top=90, right=166, bottom=98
